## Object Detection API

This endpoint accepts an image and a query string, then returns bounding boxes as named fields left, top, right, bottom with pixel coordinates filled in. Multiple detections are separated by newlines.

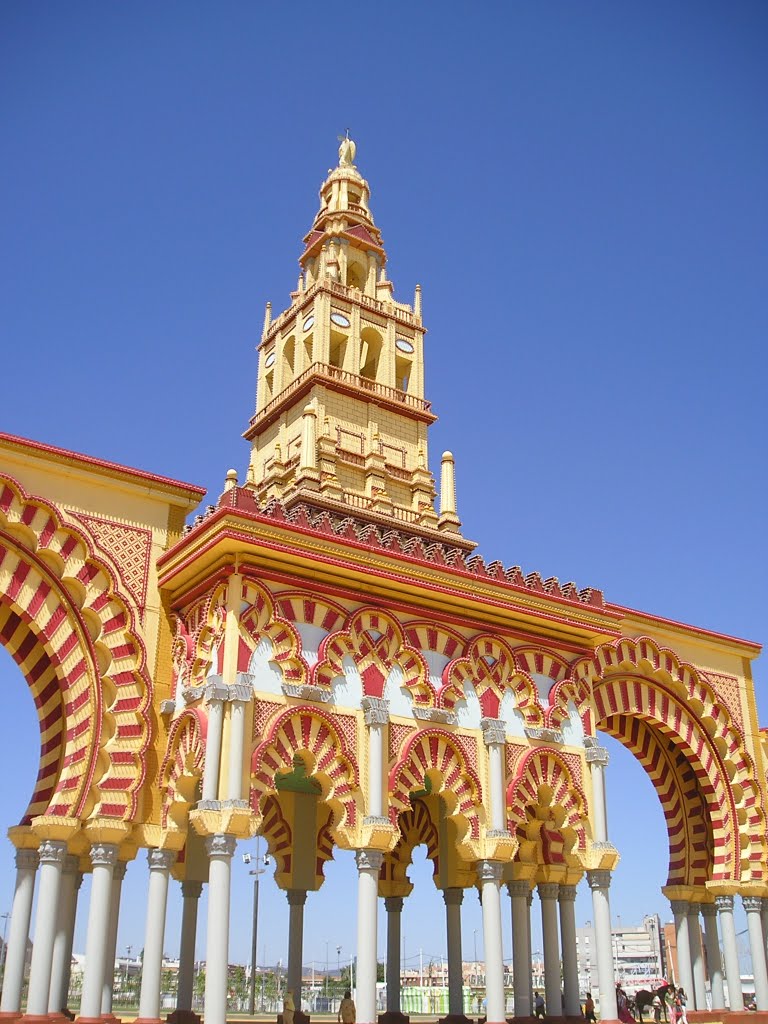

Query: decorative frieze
left=525, top=726, right=564, bottom=744
left=413, top=707, right=457, bottom=725
left=282, top=682, right=333, bottom=702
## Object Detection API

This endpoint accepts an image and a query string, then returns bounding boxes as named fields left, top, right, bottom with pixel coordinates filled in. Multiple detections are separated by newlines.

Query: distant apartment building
left=577, top=915, right=666, bottom=994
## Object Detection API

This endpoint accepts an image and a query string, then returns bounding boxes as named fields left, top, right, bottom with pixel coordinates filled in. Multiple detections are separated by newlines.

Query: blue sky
left=0, top=2, right=766, bottom=973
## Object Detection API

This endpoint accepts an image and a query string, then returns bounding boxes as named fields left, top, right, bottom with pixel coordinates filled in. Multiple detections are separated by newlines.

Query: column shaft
left=480, top=861, right=506, bottom=1024
left=687, top=905, right=706, bottom=1010
left=488, top=743, right=505, bottom=831
left=79, top=843, right=119, bottom=1020
left=101, top=861, right=126, bottom=1014
left=368, top=724, right=384, bottom=817
left=743, top=896, right=768, bottom=1010
left=716, top=896, right=743, bottom=1010
left=0, top=849, right=38, bottom=1014
left=701, top=905, right=725, bottom=1010
left=356, top=850, right=383, bottom=1024
left=559, top=886, right=580, bottom=1017
left=586, top=747, right=609, bottom=843
left=226, top=699, right=247, bottom=802
left=201, top=695, right=225, bottom=802
left=177, top=881, right=202, bottom=1012
left=204, top=834, right=236, bottom=1024
left=138, top=849, right=175, bottom=1021
left=509, top=882, right=531, bottom=1018
left=48, top=855, right=80, bottom=1012
left=670, top=902, right=695, bottom=1003
left=444, top=889, right=464, bottom=1016
left=527, top=891, right=534, bottom=1010
left=287, top=889, right=307, bottom=1005
left=385, top=897, right=403, bottom=1013
left=587, top=871, right=617, bottom=1021
left=539, top=884, right=562, bottom=1017
left=26, top=840, right=68, bottom=1018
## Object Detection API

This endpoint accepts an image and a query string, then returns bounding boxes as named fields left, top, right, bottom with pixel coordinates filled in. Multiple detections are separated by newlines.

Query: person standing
left=584, top=992, right=596, bottom=1022
left=534, top=991, right=546, bottom=1018
left=339, top=989, right=356, bottom=1024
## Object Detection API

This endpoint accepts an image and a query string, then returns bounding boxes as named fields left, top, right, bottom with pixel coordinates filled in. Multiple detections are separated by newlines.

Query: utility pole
left=244, top=837, right=269, bottom=1015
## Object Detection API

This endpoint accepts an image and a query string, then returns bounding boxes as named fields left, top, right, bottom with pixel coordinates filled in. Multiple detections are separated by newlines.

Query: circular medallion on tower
left=330, top=312, right=350, bottom=328
left=264, top=351, right=276, bottom=368
left=395, top=338, right=415, bottom=353
left=303, top=315, right=314, bottom=332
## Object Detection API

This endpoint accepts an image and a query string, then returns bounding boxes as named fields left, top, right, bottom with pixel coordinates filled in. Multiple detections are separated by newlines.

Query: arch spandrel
left=0, top=473, right=153, bottom=833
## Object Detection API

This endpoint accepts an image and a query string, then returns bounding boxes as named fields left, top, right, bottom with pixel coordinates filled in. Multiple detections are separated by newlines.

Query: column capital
left=361, top=695, right=389, bottom=726
left=385, top=896, right=404, bottom=913
left=228, top=681, right=253, bottom=703
left=670, top=899, right=691, bottom=915
left=113, top=860, right=128, bottom=882
left=148, top=847, right=176, bottom=871
left=586, top=869, right=612, bottom=891
left=507, top=880, right=530, bottom=899
left=538, top=882, right=560, bottom=900
left=480, top=717, right=507, bottom=747
left=477, top=859, right=503, bottom=883
left=714, top=894, right=734, bottom=912
left=90, top=842, right=119, bottom=868
left=443, top=887, right=464, bottom=907
left=700, top=902, right=717, bottom=918
left=287, top=888, right=308, bottom=907
left=356, top=848, right=384, bottom=872
left=14, top=848, right=39, bottom=871
left=182, top=880, right=203, bottom=899
left=558, top=885, right=578, bottom=903
left=205, top=833, right=237, bottom=859
left=763, top=898, right=768, bottom=913
left=38, top=839, right=68, bottom=865
left=686, top=902, right=701, bottom=915
left=204, top=681, right=229, bottom=704
left=585, top=745, right=610, bottom=767
left=742, top=895, right=764, bottom=913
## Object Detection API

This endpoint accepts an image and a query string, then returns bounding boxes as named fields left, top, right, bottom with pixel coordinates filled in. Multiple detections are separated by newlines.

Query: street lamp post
left=244, top=837, right=269, bottom=1015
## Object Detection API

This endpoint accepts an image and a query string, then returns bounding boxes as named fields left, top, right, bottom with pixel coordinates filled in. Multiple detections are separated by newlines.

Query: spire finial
left=337, top=130, right=356, bottom=168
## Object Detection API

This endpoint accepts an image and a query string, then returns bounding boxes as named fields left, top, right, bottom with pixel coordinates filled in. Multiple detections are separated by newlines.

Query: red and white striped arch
left=0, top=474, right=151, bottom=823
left=159, top=709, right=205, bottom=829
left=506, top=747, right=588, bottom=855
left=389, top=728, right=483, bottom=843
left=444, top=633, right=543, bottom=724
left=381, top=798, right=440, bottom=892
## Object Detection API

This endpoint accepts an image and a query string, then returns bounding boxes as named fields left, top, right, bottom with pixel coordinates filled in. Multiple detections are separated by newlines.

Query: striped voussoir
left=251, top=706, right=360, bottom=835
left=381, top=799, right=440, bottom=890
left=389, top=728, right=482, bottom=840
left=260, top=793, right=294, bottom=877
left=601, top=713, right=711, bottom=886
left=0, top=474, right=151, bottom=822
left=188, top=584, right=227, bottom=687
left=445, top=633, right=543, bottom=725
left=159, top=709, right=205, bottom=828
left=506, top=748, right=587, bottom=853
left=237, top=578, right=306, bottom=684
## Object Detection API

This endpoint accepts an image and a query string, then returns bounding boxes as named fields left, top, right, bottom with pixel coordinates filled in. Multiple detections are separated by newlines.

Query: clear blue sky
left=0, top=2, right=766, bottom=973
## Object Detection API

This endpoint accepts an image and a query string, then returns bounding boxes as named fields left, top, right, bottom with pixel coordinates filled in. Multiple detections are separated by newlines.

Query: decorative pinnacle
left=338, top=131, right=357, bottom=168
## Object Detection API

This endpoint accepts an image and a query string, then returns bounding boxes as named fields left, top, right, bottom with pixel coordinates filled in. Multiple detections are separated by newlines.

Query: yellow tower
left=244, top=135, right=473, bottom=549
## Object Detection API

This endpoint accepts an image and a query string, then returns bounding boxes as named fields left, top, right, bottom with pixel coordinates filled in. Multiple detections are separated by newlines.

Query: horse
left=635, top=984, right=671, bottom=1023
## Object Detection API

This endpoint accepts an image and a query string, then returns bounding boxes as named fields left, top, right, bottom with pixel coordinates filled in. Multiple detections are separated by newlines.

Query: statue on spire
left=338, top=130, right=356, bottom=168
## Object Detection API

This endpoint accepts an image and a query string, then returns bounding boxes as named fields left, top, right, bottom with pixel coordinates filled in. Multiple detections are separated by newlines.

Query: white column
left=701, top=903, right=725, bottom=1010
left=586, top=745, right=609, bottom=842
left=48, top=853, right=80, bottom=1012
left=479, top=860, right=505, bottom=1024
left=361, top=697, right=388, bottom=820
left=743, top=896, right=768, bottom=1010
left=444, top=888, right=464, bottom=1016
left=0, top=848, right=38, bottom=1014
left=61, top=869, right=83, bottom=1011
left=200, top=686, right=227, bottom=803
left=539, top=883, right=562, bottom=1016
left=687, top=903, right=706, bottom=1010
left=587, top=870, right=618, bottom=1021
left=177, top=881, right=203, bottom=1012
left=508, top=880, right=532, bottom=1018
left=385, top=896, right=404, bottom=1013
left=25, top=839, right=68, bottom=1017
left=79, top=843, right=120, bottom=1020
left=287, top=889, right=308, bottom=1006
left=716, top=894, right=743, bottom=1010
left=763, top=900, right=768, bottom=980
left=670, top=900, right=695, bottom=1002
left=101, top=859, right=127, bottom=1014
left=204, top=834, right=237, bottom=1024
left=559, top=885, right=580, bottom=1017
left=527, top=890, right=534, bottom=1010
left=138, top=848, right=176, bottom=1021
left=226, top=688, right=251, bottom=804
left=356, top=849, right=384, bottom=1024
left=481, top=719, right=508, bottom=833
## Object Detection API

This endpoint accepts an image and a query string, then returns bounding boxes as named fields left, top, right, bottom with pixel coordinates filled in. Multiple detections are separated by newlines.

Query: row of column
left=670, top=894, right=768, bottom=1012
left=0, top=842, right=205, bottom=1022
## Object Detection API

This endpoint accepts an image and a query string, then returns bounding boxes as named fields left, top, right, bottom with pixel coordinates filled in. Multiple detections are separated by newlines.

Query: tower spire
left=243, top=139, right=474, bottom=551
